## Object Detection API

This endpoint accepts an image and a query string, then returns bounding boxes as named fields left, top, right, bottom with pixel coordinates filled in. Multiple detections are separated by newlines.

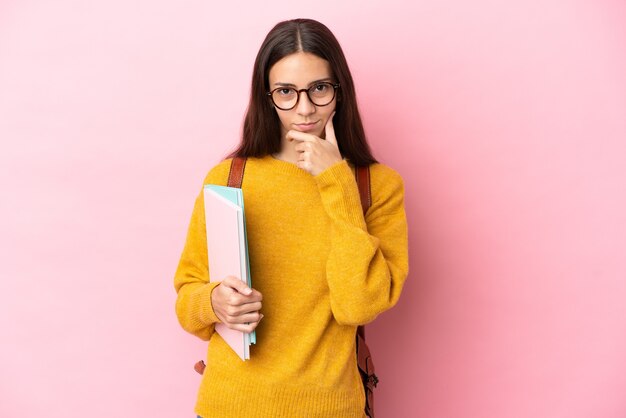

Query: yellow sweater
left=174, top=155, right=409, bottom=418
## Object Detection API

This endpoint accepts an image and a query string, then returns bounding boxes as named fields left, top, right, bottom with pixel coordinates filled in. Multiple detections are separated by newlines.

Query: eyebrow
left=272, top=78, right=333, bottom=88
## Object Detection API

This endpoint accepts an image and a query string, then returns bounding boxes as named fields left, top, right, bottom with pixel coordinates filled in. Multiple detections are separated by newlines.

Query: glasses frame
left=267, top=82, right=340, bottom=111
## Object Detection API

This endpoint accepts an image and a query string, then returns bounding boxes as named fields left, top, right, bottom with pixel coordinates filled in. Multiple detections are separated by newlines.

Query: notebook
left=203, top=184, right=255, bottom=360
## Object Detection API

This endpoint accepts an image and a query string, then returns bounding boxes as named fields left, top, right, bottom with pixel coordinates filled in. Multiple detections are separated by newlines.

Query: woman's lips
left=294, top=121, right=319, bottom=132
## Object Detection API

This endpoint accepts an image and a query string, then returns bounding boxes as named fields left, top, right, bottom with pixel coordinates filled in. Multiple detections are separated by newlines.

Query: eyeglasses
left=267, top=82, right=340, bottom=111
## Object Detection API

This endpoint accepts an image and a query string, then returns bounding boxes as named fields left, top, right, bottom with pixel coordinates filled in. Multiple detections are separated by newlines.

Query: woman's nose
left=295, top=91, right=315, bottom=115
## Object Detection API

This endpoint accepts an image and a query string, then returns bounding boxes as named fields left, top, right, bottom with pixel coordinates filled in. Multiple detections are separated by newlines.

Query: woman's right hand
left=211, top=276, right=263, bottom=333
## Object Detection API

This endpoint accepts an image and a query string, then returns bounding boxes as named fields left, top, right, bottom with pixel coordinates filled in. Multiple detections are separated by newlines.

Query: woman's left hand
left=288, top=113, right=342, bottom=176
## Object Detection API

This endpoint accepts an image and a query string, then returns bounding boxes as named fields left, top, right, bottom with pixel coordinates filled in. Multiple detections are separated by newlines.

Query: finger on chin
left=288, top=130, right=316, bottom=142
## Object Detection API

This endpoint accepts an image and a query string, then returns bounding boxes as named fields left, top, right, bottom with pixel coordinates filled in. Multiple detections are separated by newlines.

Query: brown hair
left=228, top=18, right=377, bottom=167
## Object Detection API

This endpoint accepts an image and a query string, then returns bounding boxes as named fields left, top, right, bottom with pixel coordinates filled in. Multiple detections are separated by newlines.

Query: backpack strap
left=227, top=157, right=247, bottom=188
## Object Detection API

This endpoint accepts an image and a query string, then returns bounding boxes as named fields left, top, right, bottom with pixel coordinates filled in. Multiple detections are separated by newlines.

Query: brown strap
left=354, top=165, right=371, bottom=347
left=357, top=332, right=377, bottom=417
left=227, top=157, right=246, bottom=188
left=353, top=171, right=376, bottom=418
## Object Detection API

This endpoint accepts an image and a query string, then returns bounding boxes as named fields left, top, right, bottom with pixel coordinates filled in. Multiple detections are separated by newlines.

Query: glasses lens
left=309, top=83, right=335, bottom=106
left=272, top=88, right=297, bottom=110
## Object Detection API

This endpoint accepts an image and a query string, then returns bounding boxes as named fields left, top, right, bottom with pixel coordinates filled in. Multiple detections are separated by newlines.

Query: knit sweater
left=174, top=155, right=409, bottom=418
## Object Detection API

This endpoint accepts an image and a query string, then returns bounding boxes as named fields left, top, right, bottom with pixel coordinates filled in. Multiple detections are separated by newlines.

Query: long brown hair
left=228, top=18, right=377, bottom=167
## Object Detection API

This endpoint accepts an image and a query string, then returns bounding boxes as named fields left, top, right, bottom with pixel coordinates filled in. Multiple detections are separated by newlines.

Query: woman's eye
left=313, top=84, right=328, bottom=92
left=277, top=88, right=294, bottom=96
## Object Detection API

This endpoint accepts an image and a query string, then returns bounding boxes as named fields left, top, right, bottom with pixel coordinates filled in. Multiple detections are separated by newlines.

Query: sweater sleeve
left=173, top=160, right=231, bottom=340
left=314, top=160, right=409, bottom=326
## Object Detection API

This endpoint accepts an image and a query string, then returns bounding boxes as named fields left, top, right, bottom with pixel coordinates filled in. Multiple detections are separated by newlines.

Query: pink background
left=1, top=1, right=625, bottom=417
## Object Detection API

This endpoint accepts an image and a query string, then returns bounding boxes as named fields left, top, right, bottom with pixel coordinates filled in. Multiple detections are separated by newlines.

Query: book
left=203, top=184, right=255, bottom=360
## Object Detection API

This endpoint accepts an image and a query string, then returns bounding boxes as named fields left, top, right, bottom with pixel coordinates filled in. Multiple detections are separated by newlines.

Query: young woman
left=174, top=18, right=409, bottom=418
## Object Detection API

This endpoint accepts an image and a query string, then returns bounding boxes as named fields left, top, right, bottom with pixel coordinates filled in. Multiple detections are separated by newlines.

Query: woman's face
left=268, top=52, right=337, bottom=140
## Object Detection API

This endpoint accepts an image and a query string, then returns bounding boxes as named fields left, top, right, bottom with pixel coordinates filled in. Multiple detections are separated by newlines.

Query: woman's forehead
left=268, top=52, right=332, bottom=86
